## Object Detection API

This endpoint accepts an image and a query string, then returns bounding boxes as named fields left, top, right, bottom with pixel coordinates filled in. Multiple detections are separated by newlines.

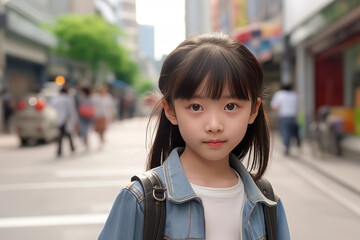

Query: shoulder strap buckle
left=153, top=185, right=166, bottom=202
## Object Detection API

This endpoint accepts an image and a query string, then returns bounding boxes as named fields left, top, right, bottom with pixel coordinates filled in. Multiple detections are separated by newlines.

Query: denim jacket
left=98, top=148, right=291, bottom=240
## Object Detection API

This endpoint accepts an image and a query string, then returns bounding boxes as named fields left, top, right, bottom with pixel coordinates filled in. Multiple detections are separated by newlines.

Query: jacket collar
left=163, top=147, right=276, bottom=206
left=163, top=148, right=198, bottom=203
left=229, top=153, right=277, bottom=206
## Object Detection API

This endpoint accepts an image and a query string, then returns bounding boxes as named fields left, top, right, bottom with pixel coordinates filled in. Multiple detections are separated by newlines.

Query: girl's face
left=164, top=81, right=261, bottom=163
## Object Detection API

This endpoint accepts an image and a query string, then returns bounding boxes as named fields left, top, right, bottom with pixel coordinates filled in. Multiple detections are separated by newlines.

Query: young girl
left=98, top=33, right=291, bottom=240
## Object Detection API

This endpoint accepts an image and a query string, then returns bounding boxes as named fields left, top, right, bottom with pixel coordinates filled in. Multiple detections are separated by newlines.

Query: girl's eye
left=190, top=104, right=203, bottom=112
left=225, top=103, right=238, bottom=111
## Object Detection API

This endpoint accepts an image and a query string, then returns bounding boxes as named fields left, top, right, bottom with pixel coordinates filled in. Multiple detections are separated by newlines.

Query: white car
left=11, top=86, right=60, bottom=145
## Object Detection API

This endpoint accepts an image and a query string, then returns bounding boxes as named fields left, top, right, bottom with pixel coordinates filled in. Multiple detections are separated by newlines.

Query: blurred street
left=0, top=118, right=148, bottom=240
left=0, top=117, right=359, bottom=240
left=1, top=0, right=360, bottom=239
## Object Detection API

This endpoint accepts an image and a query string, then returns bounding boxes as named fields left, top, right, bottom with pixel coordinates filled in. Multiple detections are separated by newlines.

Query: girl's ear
left=163, top=101, right=178, bottom=125
left=248, top=98, right=261, bottom=124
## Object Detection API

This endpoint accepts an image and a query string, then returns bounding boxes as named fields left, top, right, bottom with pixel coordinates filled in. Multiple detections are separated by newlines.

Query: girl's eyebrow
left=191, top=94, right=237, bottom=99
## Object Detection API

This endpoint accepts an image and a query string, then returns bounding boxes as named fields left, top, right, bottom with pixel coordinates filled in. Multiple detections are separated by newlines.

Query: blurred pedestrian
left=121, top=89, right=136, bottom=119
left=92, top=84, right=116, bottom=147
left=77, top=86, right=94, bottom=149
left=1, top=88, right=15, bottom=133
left=51, top=85, right=78, bottom=157
left=74, top=82, right=83, bottom=111
left=271, top=83, right=299, bottom=155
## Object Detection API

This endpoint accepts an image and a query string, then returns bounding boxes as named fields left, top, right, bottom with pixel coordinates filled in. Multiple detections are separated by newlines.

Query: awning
left=112, top=80, right=129, bottom=89
left=231, top=23, right=282, bottom=62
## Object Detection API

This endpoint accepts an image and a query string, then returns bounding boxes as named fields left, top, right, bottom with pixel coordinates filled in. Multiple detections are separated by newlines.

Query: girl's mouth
left=204, top=140, right=225, bottom=147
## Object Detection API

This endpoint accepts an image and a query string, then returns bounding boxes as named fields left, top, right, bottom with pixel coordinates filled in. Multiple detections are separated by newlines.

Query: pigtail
left=233, top=102, right=270, bottom=180
left=249, top=103, right=270, bottom=180
left=146, top=101, right=185, bottom=170
left=146, top=109, right=170, bottom=169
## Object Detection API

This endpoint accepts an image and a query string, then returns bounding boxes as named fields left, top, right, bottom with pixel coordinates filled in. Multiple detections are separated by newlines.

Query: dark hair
left=147, top=33, right=270, bottom=180
left=281, top=84, right=292, bottom=91
left=60, top=85, right=69, bottom=94
left=81, top=86, right=91, bottom=96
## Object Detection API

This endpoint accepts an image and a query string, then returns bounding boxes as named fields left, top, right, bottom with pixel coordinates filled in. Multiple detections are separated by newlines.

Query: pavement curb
left=296, top=142, right=360, bottom=197
left=0, top=134, right=19, bottom=150
left=297, top=155, right=360, bottom=197
left=272, top=131, right=360, bottom=197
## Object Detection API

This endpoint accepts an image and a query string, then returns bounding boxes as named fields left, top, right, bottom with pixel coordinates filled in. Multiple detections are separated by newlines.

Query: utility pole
left=0, top=1, right=6, bottom=88
left=0, top=0, right=6, bottom=132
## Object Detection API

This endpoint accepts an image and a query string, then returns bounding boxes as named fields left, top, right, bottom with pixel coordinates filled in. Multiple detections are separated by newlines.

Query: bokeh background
left=0, top=0, right=359, bottom=239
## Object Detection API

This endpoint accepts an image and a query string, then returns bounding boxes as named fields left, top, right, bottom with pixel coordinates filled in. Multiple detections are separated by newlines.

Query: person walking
left=92, top=84, right=116, bottom=147
left=271, top=83, right=299, bottom=155
left=77, top=86, right=94, bottom=149
left=98, top=33, right=290, bottom=240
left=51, top=85, right=78, bottom=157
left=1, top=88, right=15, bottom=133
left=121, top=90, right=136, bottom=119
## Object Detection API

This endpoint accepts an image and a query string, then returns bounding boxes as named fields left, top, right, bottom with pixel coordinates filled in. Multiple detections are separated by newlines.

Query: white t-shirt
left=190, top=172, right=246, bottom=240
left=92, top=93, right=116, bottom=121
left=270, top=90, right=298, bottom=117
left=51, top=93, right=78, bottom=129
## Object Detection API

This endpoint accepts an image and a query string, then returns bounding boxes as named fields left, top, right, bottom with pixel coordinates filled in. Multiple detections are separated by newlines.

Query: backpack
left=131, top=173, right=278, bottom=240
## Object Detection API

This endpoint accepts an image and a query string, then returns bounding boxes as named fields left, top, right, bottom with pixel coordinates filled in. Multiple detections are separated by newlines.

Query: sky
left=136, top=0, right=185, bottom=60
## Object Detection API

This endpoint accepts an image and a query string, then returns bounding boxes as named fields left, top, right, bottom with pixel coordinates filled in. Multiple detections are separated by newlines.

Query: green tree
left=48, top=14, right=138, bottom=85
left=134, top=77, right=155, bottom=94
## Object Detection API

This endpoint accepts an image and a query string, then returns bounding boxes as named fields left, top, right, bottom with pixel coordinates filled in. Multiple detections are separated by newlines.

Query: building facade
left=185, top=0, right=212, bottom=38
left=0, top=0, right=131, bottom=131
left=231, top=0, right=282, bottom=96
left=116, top=0, right=138, bottom=54
left=283, top=0, right=360, bottom=138
left=1, top=0, right=58, bottom=99
left=139, top=25, right=155, bottom=60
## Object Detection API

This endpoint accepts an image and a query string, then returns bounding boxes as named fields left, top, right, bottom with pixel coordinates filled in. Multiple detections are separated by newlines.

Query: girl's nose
left=205, top=114, right=224, bottom=133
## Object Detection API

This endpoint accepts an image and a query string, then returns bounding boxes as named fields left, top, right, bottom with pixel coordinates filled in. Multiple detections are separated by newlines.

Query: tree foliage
left=49, top=14, right=138, bottom=85
left=135, top=78, right=155, bottom=94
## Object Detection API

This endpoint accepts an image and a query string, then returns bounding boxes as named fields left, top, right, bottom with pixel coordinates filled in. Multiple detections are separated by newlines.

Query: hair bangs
left=219, top=50, right=253, bottom=101
left=169, top=43, right=252, bottom=101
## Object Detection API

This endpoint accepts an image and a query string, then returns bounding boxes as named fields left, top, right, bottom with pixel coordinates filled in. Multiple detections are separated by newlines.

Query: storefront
left=315, top=34, right=360, bottom=135
left=2, top=9, right=57, bottom=99
left=288, top=0, right=360, bottom=137
left=231, top=22, right=282, bottom=98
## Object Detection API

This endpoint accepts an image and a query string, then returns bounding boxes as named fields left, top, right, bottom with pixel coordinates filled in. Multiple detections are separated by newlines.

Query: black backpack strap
left=255, top=178, right=278, bottom=240
left=131, top=171, right=166, bottom=240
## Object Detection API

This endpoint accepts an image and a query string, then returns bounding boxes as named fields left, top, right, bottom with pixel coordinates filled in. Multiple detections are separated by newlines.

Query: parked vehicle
left=10, top=84, right=60, bottom=145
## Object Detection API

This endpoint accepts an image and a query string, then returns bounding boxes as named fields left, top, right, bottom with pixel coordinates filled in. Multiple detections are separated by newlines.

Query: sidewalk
left=341, top=135, right=360, bottom=160
left=0, top=133, right=19, bottom=151
left=273, top=132, right=360, bottom=196
left=1, top=126, right=359, bottom=196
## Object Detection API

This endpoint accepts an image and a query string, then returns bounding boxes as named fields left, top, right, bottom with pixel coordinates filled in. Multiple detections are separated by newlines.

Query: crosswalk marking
left=0, top=181, right=126, bottom=191
left=0, top=214, right=107, bottom=228
left=55, top=169, right=142, bottom=177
